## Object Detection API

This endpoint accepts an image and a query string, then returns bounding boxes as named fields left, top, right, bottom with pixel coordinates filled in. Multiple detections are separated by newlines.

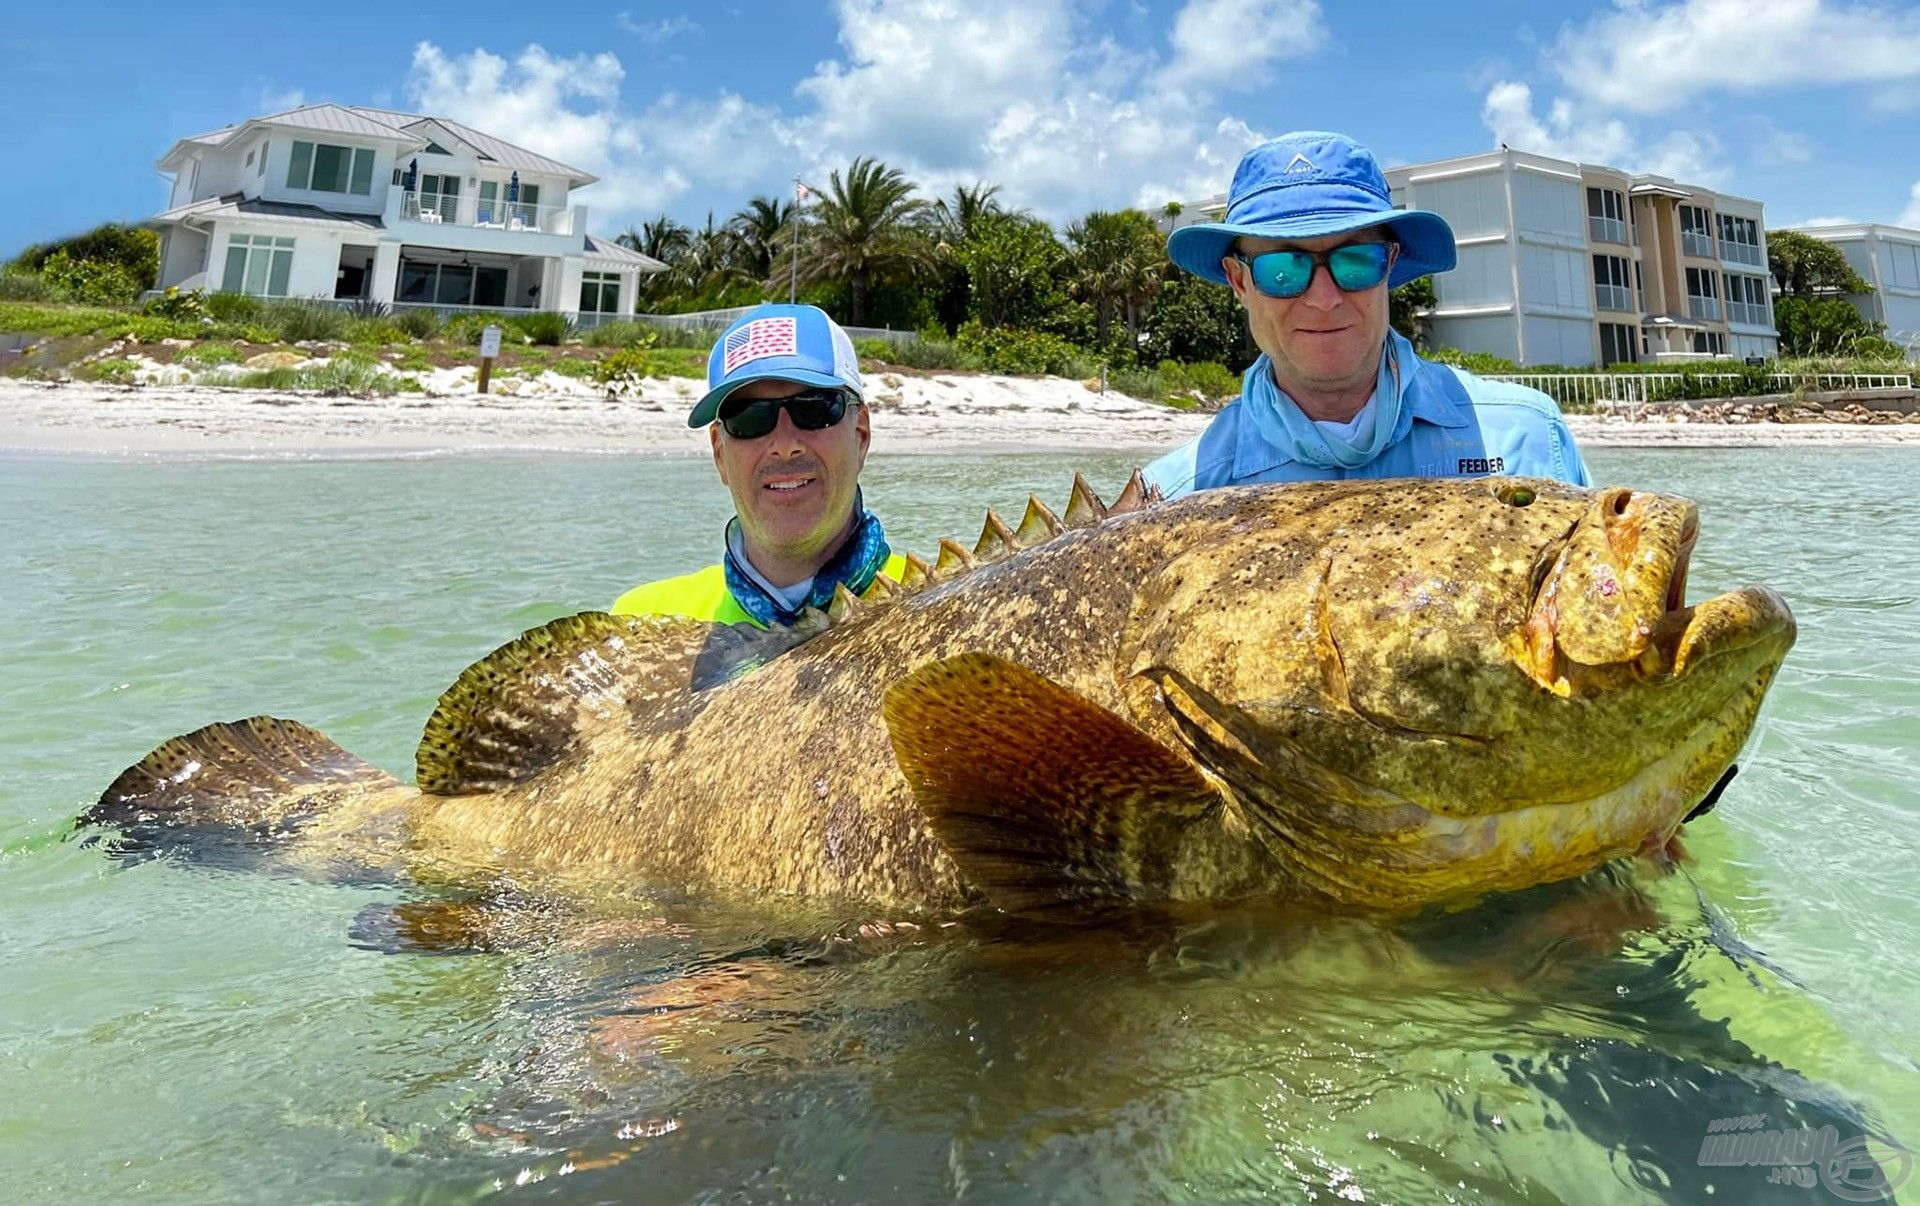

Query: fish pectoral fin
left=883, top=652, right=1226, bottom=915
left=84, top=716, right=403, bottom=865
left=416, top=610, right=817, bottom=796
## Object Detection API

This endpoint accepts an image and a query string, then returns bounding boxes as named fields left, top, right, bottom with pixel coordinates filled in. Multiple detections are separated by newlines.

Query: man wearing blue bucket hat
left=613, top=303, right=906, bottom=627
left=1145, top=132, right=1590, bottom=496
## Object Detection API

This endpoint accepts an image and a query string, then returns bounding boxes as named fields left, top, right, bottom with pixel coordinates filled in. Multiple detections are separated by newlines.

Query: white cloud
left=1747, top=117, right=1813, bottom=168
left=1900, top=182, right=1920, bottom=228
left=1480, top=80, right=1722, bottom=181
left=1551, top=0, right=1920, bottom=116
left=616, top=13, right=701, bottom=43
left=257, top=86, right=307, bottom=114
left=405, top=0, right=1328, bottom=230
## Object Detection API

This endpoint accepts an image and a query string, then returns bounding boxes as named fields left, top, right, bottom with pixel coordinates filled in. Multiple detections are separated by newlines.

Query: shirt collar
left=1232, top=331, right=1465, bottom=477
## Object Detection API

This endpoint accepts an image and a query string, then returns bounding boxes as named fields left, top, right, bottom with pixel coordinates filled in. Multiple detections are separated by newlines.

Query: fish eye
left=1498, top=485, right=1536, bottom=507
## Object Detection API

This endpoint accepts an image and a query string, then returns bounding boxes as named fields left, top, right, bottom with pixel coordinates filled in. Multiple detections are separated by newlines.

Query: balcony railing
left=1719, top=240, right=1764, bottom=267
left=1681, top=231, right=1716, bottom=258
left=1687, top=295, right=1721, bottom=321
left=399, top=191, right=578, bottom=235
left=1594, top=283, right=1633, bottom=312
left=1588, top=215, right=1627, bottom=245
left=1727, top=299, right=1771, bottom=327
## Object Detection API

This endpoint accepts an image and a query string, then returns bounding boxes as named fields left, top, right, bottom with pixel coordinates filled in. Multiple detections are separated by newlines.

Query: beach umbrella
left=403, top=158, right=418, bottom=192
left=507, top=172, right=520, bottom=205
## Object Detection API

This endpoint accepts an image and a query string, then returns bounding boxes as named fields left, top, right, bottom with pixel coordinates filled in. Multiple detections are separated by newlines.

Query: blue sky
left=6, top=0, right=1920, bottom=254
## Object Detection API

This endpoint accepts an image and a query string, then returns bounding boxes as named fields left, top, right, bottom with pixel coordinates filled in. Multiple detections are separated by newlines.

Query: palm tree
left=618, top=216, right=694, bottom=265
left=729, top=195, right=794, bottom=282
left=1065, top=209, right=1167, bottom=345
left=932, top=182, right=1009, bottom=248
left=795, top=157, right=933, bottom=325
left=673, top=211, right=751, bottom=297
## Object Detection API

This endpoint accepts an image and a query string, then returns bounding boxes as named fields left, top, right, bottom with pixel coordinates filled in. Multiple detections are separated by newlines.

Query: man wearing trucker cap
left=613, top=303, right=906, bottom=627
left=1145, top=131, right=1591, bottom=497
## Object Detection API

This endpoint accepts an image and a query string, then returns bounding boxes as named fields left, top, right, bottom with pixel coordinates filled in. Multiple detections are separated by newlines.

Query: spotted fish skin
left=85, top=474, right=1795, bottom=917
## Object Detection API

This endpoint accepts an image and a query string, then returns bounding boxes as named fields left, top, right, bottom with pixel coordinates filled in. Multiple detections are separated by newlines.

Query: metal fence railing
left=633, top=308, right=920, bottom=346
left=1485, top=372, right=1915, bottom=410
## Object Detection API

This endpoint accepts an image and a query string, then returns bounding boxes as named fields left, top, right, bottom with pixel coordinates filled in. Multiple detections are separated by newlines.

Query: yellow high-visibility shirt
left=611, top=554, right=910, bottom=628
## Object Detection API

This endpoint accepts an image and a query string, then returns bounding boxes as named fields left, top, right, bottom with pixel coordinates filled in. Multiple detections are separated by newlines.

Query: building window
left=1680, top=204, right=1716, bottom=258
left=1691, top=330, right=1726, bottom=356
left=1685, top=266, right=1721, bottom=320
left=257, top=140, right=267, bottom=177
left=1726, top=273, right=1771, bottom=326
left=1593, top=254, right=1633, bottom=312
left=1716, top=214, right=1763, bottom=266
left=478, top=181, right=544, bottom=228
left=1586, top=187, right=1627, bottom=244
left=221, top=234, right=295, bottom=297
left=287, top=140, right=375, bottom=195
left=580, top=271, right=621, bottom=314
left=1600, top=321, right=1638, bottom=364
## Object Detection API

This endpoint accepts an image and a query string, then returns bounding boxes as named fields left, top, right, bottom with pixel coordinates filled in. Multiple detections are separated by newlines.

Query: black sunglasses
left=718, top=388, right=851, bottom=440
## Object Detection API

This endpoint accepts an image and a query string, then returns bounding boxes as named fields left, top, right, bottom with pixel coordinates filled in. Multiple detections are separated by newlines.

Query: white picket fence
left=1485, top=372, right=1914, bottom=410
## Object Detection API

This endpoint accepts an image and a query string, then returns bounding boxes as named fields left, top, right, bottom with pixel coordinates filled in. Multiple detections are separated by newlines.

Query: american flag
left=723, top=317, right=798, bottom=374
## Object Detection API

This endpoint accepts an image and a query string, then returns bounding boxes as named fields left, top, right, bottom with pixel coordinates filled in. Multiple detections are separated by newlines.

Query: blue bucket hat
left=687, top=303, right=866, bottom=428
left=1166, top=131, right=1455, bottom=289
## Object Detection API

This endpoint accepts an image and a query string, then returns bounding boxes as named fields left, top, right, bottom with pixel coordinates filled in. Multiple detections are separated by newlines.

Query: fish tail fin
left=83, top=717, right=403, bottom=868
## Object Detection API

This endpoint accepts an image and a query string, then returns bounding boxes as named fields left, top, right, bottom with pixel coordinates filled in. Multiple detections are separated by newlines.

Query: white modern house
left=1779, top=224, right=1920, bottom=359
left=147, top=103, right=664, bottom=321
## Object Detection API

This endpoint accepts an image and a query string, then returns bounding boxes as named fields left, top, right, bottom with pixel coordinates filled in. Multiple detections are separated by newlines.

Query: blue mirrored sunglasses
left=1234, top=242, right=1396, bottom=299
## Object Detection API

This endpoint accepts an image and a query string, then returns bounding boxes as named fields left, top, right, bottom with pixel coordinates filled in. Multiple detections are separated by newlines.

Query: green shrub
left=344, top=318, right=407, bottom=347
left=583, top=320, right=659, bottom=348
left=10, top=224, right=157, bottom=285
left=41, top=251, right=144, bottom=306
left=203, top=292, right=263, bottom=323
left=954, top=322, right=1088, bottom=376
left=442, top=313, right=493, bottom=345
left=513, top=310, right=573, bottom=346
left=592, top=346, right=655, bottom=393
left=1427, top=346, right=1519, bottom=375
left=0, top=271, right=56, bottom=302
left=853, top=336, right=895, bottom=361
left=207, top=358, right=400, bottom=396
left=255, top=299, right=350, bottom=343
left=393, top=307, right=441, bottom=339
left=78, top=357, right=140, bottom=384
left=346, top=298, right=391, bottom=320
left=876, top=335, right=975, bottom=372
left=549, top=355, right=599, bottom=379
left=143, top=287, right=206, bottom=320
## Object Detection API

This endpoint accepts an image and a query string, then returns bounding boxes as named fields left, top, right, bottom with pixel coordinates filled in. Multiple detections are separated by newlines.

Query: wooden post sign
left=478, top=324, right=503, bottom=394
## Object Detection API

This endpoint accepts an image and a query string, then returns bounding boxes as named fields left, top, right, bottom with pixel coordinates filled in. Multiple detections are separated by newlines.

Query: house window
left=1726, top=273, right=1771, bottom=326
left=1592, top=254, right=1633, bottom=312
left=1685, top=266, right=1721, bottom=321
left=221, top=233, right=295, bottom=296
left=423, top=141, right=452, bottom=155
left=477, top=181, right=544, bottom=228
left=257, top=140, right=267, bottom=177
left=245, top=149, right=254, bottom=169
left=1680, top=204, right=1715, bottom=258
left=406, top=173, right=461, bottom=223
left=1586, top=187, right=1627, bottom=244
left=580, top=271, right=621, bottom=314
left=287, top=140, right=375, bottom=195
left=1691, top=330, right=1726, bottom=356
left=1717, top=214, right=1763, bottom=266
left=1599, top=321, right=1638, bottom=364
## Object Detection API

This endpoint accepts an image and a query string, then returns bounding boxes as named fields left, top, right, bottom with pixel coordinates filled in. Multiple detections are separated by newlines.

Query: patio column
left=555, top=257, right=585, bottom=317
left=370, top=242, right=400, bottom=305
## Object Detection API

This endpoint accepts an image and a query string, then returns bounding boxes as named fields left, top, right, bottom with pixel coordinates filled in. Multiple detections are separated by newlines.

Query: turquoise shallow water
left=2, top=448, right=1916, bottom=1202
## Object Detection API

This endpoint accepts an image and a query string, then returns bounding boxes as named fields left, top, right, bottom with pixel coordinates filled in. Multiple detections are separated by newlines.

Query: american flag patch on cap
left=722, top=317, right=798, bottom=374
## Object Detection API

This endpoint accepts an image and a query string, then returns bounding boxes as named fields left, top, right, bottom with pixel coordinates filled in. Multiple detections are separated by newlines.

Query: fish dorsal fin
left=1064, top=473, right=1107, bottom=527
left=1110, top=468, right=1159, bottom=514
left=1016, top=495, right=1064, bottom=545
left=416, top=611, right=805, bottom=796
left=900, top=552, right=935, bottom=590
left=934, top=538, right=975, bottom=576
left=972, top=509, right=1019, bottom=562
left=882, top=652, right=1226, bottom=914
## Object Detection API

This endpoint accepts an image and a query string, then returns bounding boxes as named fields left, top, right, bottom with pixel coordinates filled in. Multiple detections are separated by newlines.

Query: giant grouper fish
left=83, top=473, right=1795, bottom=917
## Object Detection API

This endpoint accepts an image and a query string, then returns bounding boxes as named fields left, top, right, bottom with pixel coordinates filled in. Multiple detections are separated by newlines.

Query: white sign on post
left=479, top=325, right=503, bottom=358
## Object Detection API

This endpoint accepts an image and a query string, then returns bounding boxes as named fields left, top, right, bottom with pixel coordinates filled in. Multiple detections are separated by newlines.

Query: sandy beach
left=3, top=374, right=1918, bottom=459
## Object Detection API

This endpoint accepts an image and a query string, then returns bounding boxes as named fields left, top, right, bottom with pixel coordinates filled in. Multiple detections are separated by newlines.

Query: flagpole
left=789, top=176, right=802, bottom=304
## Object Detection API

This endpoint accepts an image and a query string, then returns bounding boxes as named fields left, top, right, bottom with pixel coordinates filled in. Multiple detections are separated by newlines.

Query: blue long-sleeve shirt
left=1145, top=339, right=1592, bottom=497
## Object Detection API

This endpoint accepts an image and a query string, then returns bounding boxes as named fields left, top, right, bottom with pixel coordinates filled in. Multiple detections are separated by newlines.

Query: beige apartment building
left=1164, top=147, right=1779, bottom=367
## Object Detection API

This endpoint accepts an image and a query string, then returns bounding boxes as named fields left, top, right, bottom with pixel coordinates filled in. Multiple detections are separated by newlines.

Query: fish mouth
left=1517, top=489, right=1792, bottom=693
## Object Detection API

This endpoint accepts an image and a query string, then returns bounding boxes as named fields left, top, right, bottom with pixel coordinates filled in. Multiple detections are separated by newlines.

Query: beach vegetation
left=593, top=346, right=655, bottom=394
left=393, top=308, right=441, bottom=340
left=582, top=320, right=659, bottom=349
left=40, top=251, right=146, bottom=306
left=0, top=270, right=59, bottom=302
left=254, top=299, right=351, bottom=343
left=512, top=311, right=573, bottom=346
left=201, top=292, right=262, bottom=323
left=142, top=287, right=206, bottom=321
left=76, top=356, right=141, bottom=384
left=789, top=157, right=933, bottom=326
left=207, top=357, right=401, bottom=396
left=9, top=223, right=158, bottom=303
left=179, top=341, right=246, bottom=367
left=344, top=318, right=409, bottom=347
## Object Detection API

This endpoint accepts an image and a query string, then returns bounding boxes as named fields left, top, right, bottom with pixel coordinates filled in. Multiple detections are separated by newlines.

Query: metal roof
left=583, top=234, right=668, bottom=272
left=254, top=103, right=424, bottom=142
left=147, top=193, right=385, bottom=231
left=349, top=106, right=598, bottom=186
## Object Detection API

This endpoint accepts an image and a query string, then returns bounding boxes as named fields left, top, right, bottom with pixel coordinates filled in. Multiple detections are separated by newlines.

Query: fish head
left=1121, top=478, right=1795, bottom=911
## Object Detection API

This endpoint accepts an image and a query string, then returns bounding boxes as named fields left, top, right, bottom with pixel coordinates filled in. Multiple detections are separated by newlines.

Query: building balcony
left=394, top=190, right=580, bottom=236
left=1687, top=295, right=1721, bottom=321
left=1681, top=232, right=1716, bottom=258
left=1719, top=240, right=1764, bottom=267
left=1588, top=216, right=1627, bottom=245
